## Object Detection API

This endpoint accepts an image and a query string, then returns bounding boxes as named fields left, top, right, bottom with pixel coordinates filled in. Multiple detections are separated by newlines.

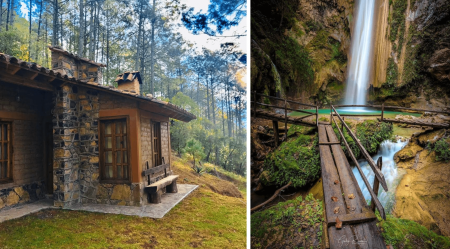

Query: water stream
left=351, top=139, right=408, bottom=213
left=344, top=0, right=376, bottom=105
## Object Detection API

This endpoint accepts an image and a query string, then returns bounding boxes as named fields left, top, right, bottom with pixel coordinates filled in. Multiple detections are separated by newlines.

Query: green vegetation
left=333, top=120, right=393, bottom=158
left=379, top=214, right=450, bottom=249
left=184, top=138, right=206, bottom=169
left=262, top=132, right=320, bottom=188
left=251, top=194, right=323, bottom=249
left=403, top=27, right=421, bottom=84
left=389, top=0, right=408, bottom=43
left=0, top=156, right=246, bottom=248
left=272, top=36, right=315, bottom=92
left=432, top=139, right=450, bottom=162
left=386, top=57, right=399, bottom=86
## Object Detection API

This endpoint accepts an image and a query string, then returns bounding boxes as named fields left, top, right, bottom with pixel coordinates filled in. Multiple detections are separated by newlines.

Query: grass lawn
left=0, top=155, right=246, bottom=248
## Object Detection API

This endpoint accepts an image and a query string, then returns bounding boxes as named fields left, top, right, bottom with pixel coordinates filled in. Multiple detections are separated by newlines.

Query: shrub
left=262, top=134, right=320, bottom=188
left=433, top=139, right=450, bottom=162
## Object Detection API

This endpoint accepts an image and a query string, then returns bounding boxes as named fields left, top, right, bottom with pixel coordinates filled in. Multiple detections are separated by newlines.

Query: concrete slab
left=66, top=184, right=199, bottom=218
left=0, top=184, right=198, bottom=223
left=0, top=199, right=56, bottom=223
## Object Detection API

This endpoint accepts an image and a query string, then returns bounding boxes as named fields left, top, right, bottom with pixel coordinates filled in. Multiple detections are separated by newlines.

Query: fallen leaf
left=348, top=194, right=355, bottom=199
left=334, top=180, right=339, bottom=185
left=336, top=217, right=342, bottom=229
left=334, top=207, right=339, bottom=214
left=405, top=185, right=409, bottom=187
left=331, top=196, right=338, bottom=202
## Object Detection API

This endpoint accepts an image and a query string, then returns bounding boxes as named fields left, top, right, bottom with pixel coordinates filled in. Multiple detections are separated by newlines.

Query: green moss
left=389, top=0, right=408, bottom=43
left=379, top=214, right=450, bottom=248
left=403, top=28, right=420, bottom=84
left=263, top=134, right=320, bottom=188
left=386, top=57, right=398, bottom=86
left=251, top=194, right=323, bottom=248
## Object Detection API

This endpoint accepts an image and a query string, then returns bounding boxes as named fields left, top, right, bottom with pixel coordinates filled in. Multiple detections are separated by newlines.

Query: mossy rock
left=262, top=134, right=320, bottom=188
left=251, top=194, right=324, bottom=248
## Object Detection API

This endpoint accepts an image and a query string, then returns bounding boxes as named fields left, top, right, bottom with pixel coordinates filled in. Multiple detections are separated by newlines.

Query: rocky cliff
left=251, top=0, right=354, bottom=106
left=252, top=0, right=450, bottom=109
left=371, top=0, right=450, bottom=110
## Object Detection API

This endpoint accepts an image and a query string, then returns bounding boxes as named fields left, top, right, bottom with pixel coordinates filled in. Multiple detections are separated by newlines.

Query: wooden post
left=371, top=157, right=383, bottom=212
left=331, top=105, right=334, bottom=125
left=340, top=117, right=344, bottom=144
left=273, top=120, right=279, bottom=147
left=284, top=98, right=287, bottom=140
left=381, top=103, right=384, bottom=121
left=316, top=106, right=319, bottom=127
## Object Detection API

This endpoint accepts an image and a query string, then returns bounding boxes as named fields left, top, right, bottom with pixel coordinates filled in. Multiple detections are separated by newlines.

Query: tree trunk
left=89, top=1, right=94, bottom=59
left=0, top=0, right=3, bottom=32
left=135, top=3, right=142, bottom=71
left=150, top=0, right=156, bottom=95
left=205, top=149, right=211, bottom=162
left=106, top=7, right=110, bottom=85
left=5, top=0, right=10, bottom=31
left=29, top=0, right=32, bottom=61
left=215, top=146, right=220, bottom=166
left=78, top=0, right=84, bottom=56
left=52, top=0, right=58, bottom=46
left=206, top=74, right=211, bottom=120
left=9, top=0, right=14, bottom=29
left=36, top=0, right=43, bottom=62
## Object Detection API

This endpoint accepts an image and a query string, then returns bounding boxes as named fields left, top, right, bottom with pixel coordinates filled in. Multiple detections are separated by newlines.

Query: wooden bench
left=142, top=159, right=179, bottom=204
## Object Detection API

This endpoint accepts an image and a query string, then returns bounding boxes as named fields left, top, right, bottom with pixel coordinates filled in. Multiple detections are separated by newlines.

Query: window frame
left=152, top=121, right=162, bottom=167
left=99, top=116, right=131, bottom=184
left=0, top=121, right=13, bottom=184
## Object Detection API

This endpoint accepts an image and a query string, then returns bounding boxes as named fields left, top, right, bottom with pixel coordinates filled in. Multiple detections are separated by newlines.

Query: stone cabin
left=0, top=46, right=196, bottom=210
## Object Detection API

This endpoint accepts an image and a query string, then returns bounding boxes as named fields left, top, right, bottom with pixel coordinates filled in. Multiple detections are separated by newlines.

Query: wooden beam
left=371, top=157, right=383, bottom=212
left=29, top=72, right=39, bottom=80
left=0, top=71, right=53, bottom=92
left=7, top=66, right=21, bottom=75
left=142, top=163, right=170, bottom=176
left=327, top=211, right=377, bottom=227
left=379, top=118, right=449, bottom=128
left=319, top=142, right=341, bottom=145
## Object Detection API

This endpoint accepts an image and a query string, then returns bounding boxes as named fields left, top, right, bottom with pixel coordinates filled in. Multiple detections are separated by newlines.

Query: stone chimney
left=115, top=71, right=143, bottom=95
left=49, top=46, right=106, bottom=84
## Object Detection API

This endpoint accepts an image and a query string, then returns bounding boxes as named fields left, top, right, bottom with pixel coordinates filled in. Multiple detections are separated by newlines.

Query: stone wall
left=51, top=50, right=102, bottom=84
left=161, top=122, right=170, bottom=165
left=52, top=84, right=81, bottom=207
left=117, top=79, right=140, bottom=95
left=0, top=82, right=49, bottom=210
left=141, top=116, right=153, bottom=174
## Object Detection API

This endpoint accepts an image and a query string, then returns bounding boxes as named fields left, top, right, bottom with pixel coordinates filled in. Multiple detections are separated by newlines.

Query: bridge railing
left=251, top=92, right=319, bottom=135
left=331, top=105, right=388, bottom=220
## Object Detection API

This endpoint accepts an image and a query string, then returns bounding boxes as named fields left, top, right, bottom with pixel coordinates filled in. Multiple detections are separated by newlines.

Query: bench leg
left=166, top=180, right=178, bottom=193
left=149, top=189, right=162, bottom=204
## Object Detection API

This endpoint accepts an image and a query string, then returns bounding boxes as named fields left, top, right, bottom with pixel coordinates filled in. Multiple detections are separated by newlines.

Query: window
left=0, top=122, right=12, bottom=182
left=153, top=122, right=162, bottom=166
left=100, top=118, right=130, bottom=182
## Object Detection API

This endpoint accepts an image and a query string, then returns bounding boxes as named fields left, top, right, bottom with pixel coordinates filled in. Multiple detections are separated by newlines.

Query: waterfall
left=345, top=0, right=376, bottom=105
left=352, top=139, right=408, bottom=213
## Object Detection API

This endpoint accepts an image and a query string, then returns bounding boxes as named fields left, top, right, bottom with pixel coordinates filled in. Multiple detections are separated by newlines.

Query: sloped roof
left=0, top=53, right=196, bottom=122
left=115, top=71, right=143, bottom=85
left=48, top=46, right=106, bottom=67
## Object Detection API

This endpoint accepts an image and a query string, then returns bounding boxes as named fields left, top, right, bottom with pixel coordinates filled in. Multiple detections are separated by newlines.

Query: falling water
left=345, top=0, right=376, bottom=105
left=352, top=139, right=408, bottom=213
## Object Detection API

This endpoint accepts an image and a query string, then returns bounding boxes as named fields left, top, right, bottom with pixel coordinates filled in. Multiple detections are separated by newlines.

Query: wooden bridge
left=251, top=93, right=450, bottom=249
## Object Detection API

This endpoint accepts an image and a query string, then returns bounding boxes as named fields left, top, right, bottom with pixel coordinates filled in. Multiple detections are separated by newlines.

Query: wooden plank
left=319, top=141, right=341, bottom=145
left=352, top=221, right=387, bottom=249
left=319, top=124, right=356, bottom=248
left=145, top=175, right=179, bottom=193
left=327, top=211, right=377, bottom=226
left=332, top=106, right=388, bottom=192
left=331, top=115, right=386, bottom=220
left=379, top=118, right=449, bottom=128
left=326, top=125, right=364, bottom=214
left=142, top=163, right=170, bottom=176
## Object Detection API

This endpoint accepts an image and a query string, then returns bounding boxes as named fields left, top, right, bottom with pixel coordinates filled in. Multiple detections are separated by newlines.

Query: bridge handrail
left=250, top=101, right=316, bottom=115
left=334, top=104, right=450, bottom=115
left=252, top=92, right=317, bottom=108
left=330, top=111, right=387, bottom=220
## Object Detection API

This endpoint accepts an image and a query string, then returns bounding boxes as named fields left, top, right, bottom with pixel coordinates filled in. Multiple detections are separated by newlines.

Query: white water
left=352, top=139, right=408, bottom=213
left=344, top=0, right=376, bottom=105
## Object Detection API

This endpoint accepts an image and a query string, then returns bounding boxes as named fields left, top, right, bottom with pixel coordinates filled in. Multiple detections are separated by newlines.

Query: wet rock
left=427, top=48, right=450, bottom=81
